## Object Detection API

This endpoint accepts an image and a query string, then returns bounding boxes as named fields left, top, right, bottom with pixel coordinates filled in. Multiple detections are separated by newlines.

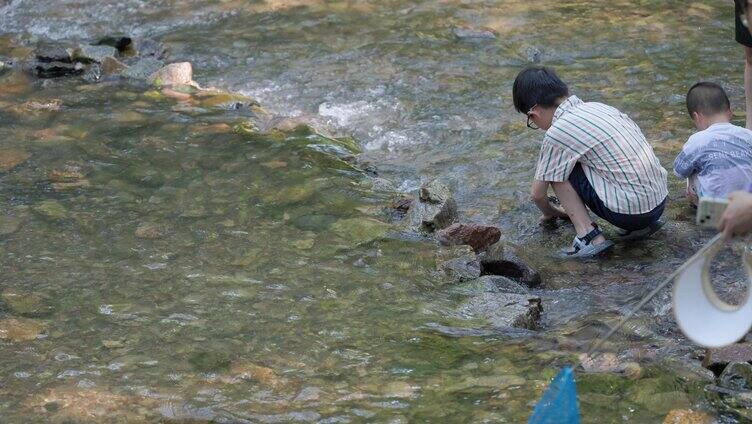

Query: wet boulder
left=406, top=180, right=458, bottom=232
left=149, top=62, right=194, bottom=87
left=460, top=292, right=542, bottom=330
left=436, top=223, right=501, bottom=253
left=96, top=36, right=134, bottom=53
left=438, top=245, right=481, bottom=283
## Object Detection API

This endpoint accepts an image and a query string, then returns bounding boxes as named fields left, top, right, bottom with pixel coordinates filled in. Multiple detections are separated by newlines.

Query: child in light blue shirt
left=674, top=82, right=752, bottom=204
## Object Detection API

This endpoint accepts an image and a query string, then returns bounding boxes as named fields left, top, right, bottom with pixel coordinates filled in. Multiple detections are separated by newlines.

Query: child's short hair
left=512, top=67, right=569, bottom=113
left=686, top=82, right=731, bottom=116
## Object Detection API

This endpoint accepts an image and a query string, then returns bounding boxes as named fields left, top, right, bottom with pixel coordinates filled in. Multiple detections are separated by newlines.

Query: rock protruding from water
left=438, top=245, right=481, bottom=283
left=149, top=62, right=194, bottom=87
left=406, top=180, right=457, bottom=233
left=436, top=223, right=501, bottom=253
left=460, top=292, right=542, bottom=330
left=74, top=44, right=118, bottom=64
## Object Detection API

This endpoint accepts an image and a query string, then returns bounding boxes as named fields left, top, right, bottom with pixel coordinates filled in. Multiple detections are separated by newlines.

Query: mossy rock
left=32, top=200, right=68, bottom=221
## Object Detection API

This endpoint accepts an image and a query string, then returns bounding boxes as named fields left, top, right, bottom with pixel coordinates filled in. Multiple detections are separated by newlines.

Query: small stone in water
left=0, top=214, right=23, bottom=236
left=0, top=148, right=30, bottom=172
left=579, top=352, right=620, bottom=373
left=662, top=409, right=713, bottom=424
left=0, top=318, right=45, bottom=342
left=32, top=200, right=69, bottom=221
left=190, top=351, right=231, bottom=372
left=102, top=340, right=126, bottom=349
left=135, top=223, right=164, bottom=239
left=1, top=289, right=53, bottom=317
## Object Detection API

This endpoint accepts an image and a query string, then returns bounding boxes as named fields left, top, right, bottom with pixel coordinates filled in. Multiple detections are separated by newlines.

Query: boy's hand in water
left=718, top=191, right=752, bottom=240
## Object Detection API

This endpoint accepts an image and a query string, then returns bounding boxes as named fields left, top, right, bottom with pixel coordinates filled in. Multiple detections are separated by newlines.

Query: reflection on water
left=0, top=0, right=746, bottom=422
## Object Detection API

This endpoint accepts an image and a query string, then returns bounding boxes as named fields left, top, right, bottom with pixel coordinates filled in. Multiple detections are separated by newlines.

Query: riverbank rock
left=460, top=292, right=542, bottom=330
left=438, top=245, right=481, bottom=283
left=0, top=148, right=30, bottom=172
left=480, top=250, right=541, bottom=288
left=662, top=409, right=714, bottom=424
left=149, top=62, right=194, bottom=87
left=406, top=180, right=457, bottom=232
left=702, top=343, right=752, bottom=371
left=436, top=223, right=501, bottom=253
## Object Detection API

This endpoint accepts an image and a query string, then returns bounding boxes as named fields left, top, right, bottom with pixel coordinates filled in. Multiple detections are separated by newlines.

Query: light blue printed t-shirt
left=674, top=122, right=752, bottom=198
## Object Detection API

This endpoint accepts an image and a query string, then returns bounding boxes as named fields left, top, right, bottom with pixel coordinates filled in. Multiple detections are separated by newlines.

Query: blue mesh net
left=528, top=367, right=580, bottom=424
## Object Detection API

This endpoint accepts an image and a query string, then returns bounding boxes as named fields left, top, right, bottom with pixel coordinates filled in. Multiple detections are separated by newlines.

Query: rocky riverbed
left=2, top=1, right=752, bottom=423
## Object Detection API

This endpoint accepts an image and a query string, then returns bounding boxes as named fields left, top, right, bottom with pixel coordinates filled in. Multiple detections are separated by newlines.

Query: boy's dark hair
left=686, top=82, right=731, bottom=116
left=512, top=67, right=569, bottom=113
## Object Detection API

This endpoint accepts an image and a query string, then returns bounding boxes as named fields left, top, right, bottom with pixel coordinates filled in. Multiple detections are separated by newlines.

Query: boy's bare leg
left=551, top=180, right=607, bottom=245
left=745, top=47, right=752, bottom=129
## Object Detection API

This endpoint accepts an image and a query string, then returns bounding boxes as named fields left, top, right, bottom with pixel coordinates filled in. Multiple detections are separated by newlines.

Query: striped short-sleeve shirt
left=534, top=95, right=668, bottom=215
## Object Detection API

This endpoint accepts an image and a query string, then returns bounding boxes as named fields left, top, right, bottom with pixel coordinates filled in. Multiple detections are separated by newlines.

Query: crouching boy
left=675, top=82, right=752, bottom=205
left=513, top=67, right=669, bottom=258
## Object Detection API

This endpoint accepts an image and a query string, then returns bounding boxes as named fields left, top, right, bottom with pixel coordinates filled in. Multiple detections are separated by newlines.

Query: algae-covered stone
left=198, top=91, right=257, bottom=110
left=230, top=362, right=284, bottom=388
left=32, top=200, right=68, bottom=221
left=2, top=290, right=53, bottom=317
left=0, top=317, right=45, bottom=342
left=0, top=148, right=30, bottom=172
left=330, top=217, right=390, bottom=245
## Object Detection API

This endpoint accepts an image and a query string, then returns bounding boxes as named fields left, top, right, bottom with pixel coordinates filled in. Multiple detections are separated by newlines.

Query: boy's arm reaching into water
left=531, top=179, right=568, bottom=223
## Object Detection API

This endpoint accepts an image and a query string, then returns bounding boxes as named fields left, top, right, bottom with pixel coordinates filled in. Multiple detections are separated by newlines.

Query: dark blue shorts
left=568, top=163, right=666, bottom=231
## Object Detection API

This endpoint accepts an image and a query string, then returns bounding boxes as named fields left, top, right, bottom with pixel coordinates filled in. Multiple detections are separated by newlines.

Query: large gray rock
left=439, top=245, right=481, bottom=283
left=36, top=43, right=74, bottom=63
left=461, top=292, right=542, bottom=330
left=406, top=180, right=458, bottom=233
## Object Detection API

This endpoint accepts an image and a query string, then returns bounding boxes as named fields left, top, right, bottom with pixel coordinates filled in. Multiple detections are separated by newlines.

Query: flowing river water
left=0, top=1, right=749, bottom=422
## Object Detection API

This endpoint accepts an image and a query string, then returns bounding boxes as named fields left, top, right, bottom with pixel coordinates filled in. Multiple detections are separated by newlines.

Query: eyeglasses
left=526, top=105, right=539, bottom=130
